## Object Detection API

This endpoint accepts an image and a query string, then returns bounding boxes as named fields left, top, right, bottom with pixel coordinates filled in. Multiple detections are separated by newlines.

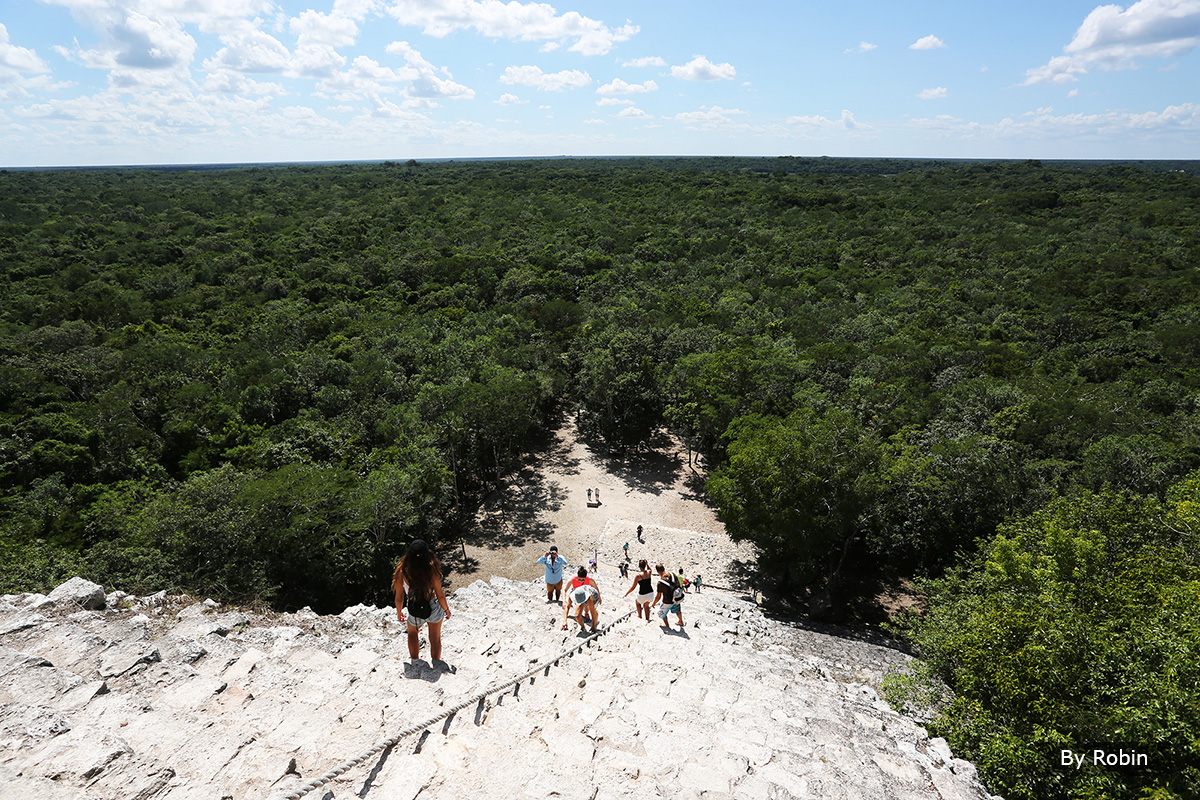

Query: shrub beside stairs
left=0, top=576, right=1000, bottom=799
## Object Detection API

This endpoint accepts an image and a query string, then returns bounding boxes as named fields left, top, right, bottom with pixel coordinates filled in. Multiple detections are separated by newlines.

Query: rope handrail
left=274, top=609, right=636, bottom=800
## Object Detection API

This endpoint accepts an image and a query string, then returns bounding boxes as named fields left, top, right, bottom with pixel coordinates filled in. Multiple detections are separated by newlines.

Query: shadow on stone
left=358, top=743, right=394, bottom=798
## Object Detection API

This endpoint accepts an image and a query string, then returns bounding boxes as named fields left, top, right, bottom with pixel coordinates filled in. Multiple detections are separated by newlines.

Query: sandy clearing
left=445, top=416, right=758, bottom=594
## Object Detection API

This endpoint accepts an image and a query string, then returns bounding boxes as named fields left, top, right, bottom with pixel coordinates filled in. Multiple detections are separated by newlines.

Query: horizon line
left=5, top=154, right=1200, bottom=173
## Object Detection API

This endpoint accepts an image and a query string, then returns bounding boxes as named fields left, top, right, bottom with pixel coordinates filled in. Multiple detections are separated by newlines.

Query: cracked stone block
left=0, top=612, right=50, bottom=636
left=99, top=642, right=161, bottom=678
left=48, top=577, right=106, bottom=610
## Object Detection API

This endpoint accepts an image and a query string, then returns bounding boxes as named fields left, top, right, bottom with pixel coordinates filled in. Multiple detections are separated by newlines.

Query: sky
left=1, top=0, right=1199, bottom=166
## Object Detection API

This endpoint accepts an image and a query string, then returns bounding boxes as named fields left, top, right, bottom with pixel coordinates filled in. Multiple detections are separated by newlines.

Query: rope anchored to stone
left=273, top=609, right=635, bottom=800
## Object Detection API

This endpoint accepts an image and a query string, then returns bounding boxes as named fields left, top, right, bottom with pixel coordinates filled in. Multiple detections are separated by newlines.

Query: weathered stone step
left=1, top=578, right=996, bottom=800
left=310, top=581, right=990, bottom=800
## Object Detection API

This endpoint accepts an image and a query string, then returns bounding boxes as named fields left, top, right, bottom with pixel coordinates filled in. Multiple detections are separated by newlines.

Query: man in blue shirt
left=536, top=546, right=569, bottom=603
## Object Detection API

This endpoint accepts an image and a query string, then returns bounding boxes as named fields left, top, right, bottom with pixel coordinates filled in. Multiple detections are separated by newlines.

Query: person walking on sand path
left=652, top=563, right=684, bottom=630
left=623, top=559, right=654, bottom=622
left=636, top=524, right=644, bottom=543
left=393, top=539, right=451, bottom=663
left=536, top=546, right=569, bottom=603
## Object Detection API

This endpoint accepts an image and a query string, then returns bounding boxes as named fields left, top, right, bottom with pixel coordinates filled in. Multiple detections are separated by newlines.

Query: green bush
left=893, top=475, right=1200, bottom=799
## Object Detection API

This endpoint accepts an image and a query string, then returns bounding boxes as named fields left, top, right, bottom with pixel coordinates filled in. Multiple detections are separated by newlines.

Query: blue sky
left=1, top=0, right=1198, bottom=166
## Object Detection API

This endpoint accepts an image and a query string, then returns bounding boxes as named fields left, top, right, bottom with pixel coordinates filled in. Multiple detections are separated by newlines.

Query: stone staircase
left=0, top=577, right=999, bottom=800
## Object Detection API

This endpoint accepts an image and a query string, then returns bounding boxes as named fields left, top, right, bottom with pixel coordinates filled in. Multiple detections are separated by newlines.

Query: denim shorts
left=406, top=601, right=446, bottom=628
left=657, top=603, right=681, bottom=618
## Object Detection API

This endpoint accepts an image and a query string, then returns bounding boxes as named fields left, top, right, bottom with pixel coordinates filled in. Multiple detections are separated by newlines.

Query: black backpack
left=668, top=574, right=685, bottom=604
left=406, top=593, right=432, bottom=618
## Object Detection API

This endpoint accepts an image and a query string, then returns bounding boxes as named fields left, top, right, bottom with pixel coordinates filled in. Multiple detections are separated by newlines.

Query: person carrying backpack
left=393, top=539, right=451, bottom=663
left=562, top=567, right=601, bottom=633
left=652, top=563, right=684, bottom=630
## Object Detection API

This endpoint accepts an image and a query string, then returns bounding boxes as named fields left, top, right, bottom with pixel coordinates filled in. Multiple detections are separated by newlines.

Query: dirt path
left=445, top=417, right=758, bottom=593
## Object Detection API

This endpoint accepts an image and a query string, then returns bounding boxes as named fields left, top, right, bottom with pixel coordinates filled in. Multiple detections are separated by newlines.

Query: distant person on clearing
left=537, top=545, right=568, bottom=603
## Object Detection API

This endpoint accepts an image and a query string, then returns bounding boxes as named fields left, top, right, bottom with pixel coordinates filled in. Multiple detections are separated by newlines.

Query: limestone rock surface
left=0, top=576, right=1001, bottom=800
left=46, top=577, right=107, bottom=610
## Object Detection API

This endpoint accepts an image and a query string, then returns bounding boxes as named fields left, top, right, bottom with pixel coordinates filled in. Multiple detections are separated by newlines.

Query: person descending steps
left=623, top=559, right=654, bottom=622
left=652, top=563, right=684, bottom=630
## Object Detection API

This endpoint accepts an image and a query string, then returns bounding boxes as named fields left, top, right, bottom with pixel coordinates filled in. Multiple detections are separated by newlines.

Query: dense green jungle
left=2, top=156, right=1199, bottom=799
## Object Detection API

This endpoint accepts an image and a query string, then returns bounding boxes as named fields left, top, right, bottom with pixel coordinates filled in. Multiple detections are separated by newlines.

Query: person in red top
left=561, top=566, right=601, bottom=632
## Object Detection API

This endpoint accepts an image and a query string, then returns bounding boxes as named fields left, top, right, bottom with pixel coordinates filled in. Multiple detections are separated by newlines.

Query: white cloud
left=496, top=92, right=524, bottom=104
left=671, top=54, right=736, bottom=81
left=1, top=24, right=50, bottom=75
left=620, top=55, right=666, bottom=67
left=500, top=64, right=590, bottom=91
left=910, top=35, right=946, bottom=50
left=85, top=11, right=196, bottom=70
left=1024, top=0, right=1200, bottom=85
left=596, top=97, right=633, bottom=106
left=845, top=41, right=877, bottom=54
left=313, top=55, right=405, bottom=100
left=41, top=1, right=291, bottom=90
left=203, top=69, right=284, bottom=97
left=596, top=78, right=657, bottom=95
left=290, top=10, right=359, bottom=49
left=918, top=86, right=948, bottom=99
left=615, top=105, right=649, bottom=118
left=17, top=87, right=225, bottom=139
left=291, top=45, right=347, bottom=78
left=205, top=30, right=290, bottom=74
left=905, top=103, right=1200, bottom=148
left=383, top=0, right=638, bottom=55
left=1024, top=55, right=1087, bottom=85
left=1068, top=88, right=1080, bottom=97
left=44, top=0, right=274, bottom=43
left=674, top=105, right=746, bottom=129
left=386, top=41, right=475, bottom=99
left=366, top=95, right=431, bottom=119
left=0, top=25, right=67, bottom=102
left=333, top=0, right=385, bottom=20
left=787, top=109, right=867, bottom=131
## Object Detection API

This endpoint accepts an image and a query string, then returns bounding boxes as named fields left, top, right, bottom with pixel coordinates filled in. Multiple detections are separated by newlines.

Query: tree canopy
left=2, top=157, right=1199, bottom=614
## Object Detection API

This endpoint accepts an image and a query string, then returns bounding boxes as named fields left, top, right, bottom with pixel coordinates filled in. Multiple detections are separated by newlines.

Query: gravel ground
left=446, top=417, right=759, bottom=595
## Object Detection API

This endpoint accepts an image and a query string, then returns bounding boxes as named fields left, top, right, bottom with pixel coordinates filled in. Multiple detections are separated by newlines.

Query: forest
left=2, top=156, right=1199, bottom=799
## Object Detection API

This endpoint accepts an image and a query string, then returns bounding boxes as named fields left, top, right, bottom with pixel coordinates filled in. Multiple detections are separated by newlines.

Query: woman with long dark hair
left=623, top=559, right=654, bottom=622
left=393, top=539, right=451, bottom=661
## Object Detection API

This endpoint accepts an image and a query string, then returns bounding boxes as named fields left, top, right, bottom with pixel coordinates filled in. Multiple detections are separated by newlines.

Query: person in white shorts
left=562, top=566, right=600, bottom=632
left=392, top=539, right=451, bottom=662
left=623, top=559, right=655, bottom=622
